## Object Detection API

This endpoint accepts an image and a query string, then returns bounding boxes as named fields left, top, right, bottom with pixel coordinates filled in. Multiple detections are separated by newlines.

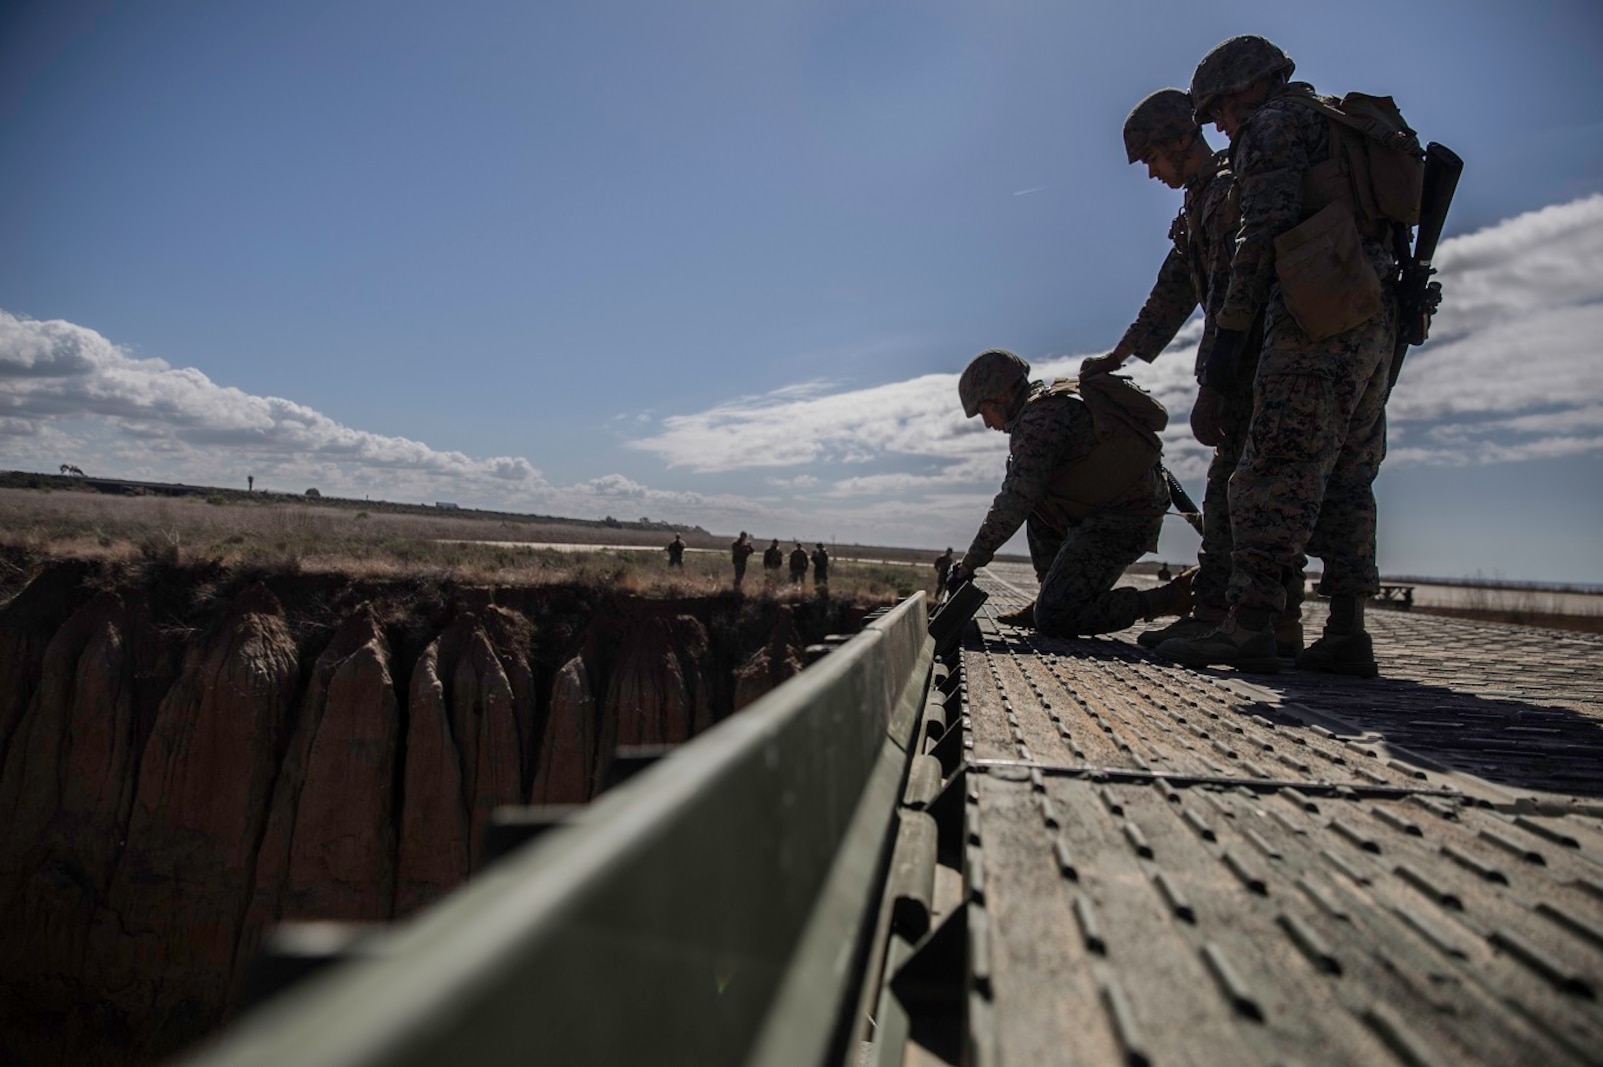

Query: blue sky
left=3, top=0, right=1602, bottom=581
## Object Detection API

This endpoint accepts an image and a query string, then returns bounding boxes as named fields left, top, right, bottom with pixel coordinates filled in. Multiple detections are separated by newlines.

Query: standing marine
left=788, top=543, right=809, bottom=585
left=1158, top=35, right=1410, bottom=677
left=1083, top=86, right=1305, bottom=657
left=762, top=538, right=784, bottom=578
left=666, top=533, right=685, bottom=567
left=811, top=543, right=830, bottom=592
left=947, top=349, right=1192, bottom=635
left=731, top=532, right=755, bottom=588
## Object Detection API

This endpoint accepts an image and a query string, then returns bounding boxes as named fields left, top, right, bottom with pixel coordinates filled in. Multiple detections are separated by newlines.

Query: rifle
left=1161, top=466, right=1206, bottom=536
left=1389, top=142, right=1465, bottom=392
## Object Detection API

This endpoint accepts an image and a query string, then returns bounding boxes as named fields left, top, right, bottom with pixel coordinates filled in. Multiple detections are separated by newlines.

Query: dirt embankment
left=0, top=559, right=881, bottom=1065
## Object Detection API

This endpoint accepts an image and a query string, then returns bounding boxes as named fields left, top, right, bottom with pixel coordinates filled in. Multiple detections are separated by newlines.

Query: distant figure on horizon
left=1157, top=562, right=1172, bottom=582
left=789, top=543, right=809, bottom=585
left=763, top=538, right=784, bottom=584
left=731, top=531, right=755, bottom=588
left=811, top=543, right=830, bottom=594
left=934, top=547, right=955, bottom=588
left=666, top=534, right=685, bottom=567
left=248, top=475, right=254, bottom=492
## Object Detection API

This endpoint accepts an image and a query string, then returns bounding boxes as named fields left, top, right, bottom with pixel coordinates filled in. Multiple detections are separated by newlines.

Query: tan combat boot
left=1136, top=569, right=1195, bottom=622
left=1155, top=609, right=1281, bottom=674
left=996, top=601, right=1036, bottom=627
left=1138, top=601, right=1223, bottom=650
left=1296, top=596, right=1378, bottom=678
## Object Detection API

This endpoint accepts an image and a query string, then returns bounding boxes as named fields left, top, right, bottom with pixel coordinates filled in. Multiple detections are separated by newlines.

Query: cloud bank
left=0, top=312, right=808, bottom=532
left=0, top=312, right=542, bottom=495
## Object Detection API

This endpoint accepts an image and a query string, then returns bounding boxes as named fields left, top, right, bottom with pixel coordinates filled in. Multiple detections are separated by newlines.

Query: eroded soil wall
left=0, top=561, right=872, bottom=1065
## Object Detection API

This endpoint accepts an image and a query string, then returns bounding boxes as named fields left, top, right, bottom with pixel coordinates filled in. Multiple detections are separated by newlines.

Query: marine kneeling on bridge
left=946, top=349, right=1193, bottom=636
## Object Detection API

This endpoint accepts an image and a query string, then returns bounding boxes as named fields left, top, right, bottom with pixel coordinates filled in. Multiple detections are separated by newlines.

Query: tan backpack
left=1073, top=373, right=1168, bottom=441
left=1282, top=90, right=1425, bottom=228
left=1270, top=89, right=1424, bottom=340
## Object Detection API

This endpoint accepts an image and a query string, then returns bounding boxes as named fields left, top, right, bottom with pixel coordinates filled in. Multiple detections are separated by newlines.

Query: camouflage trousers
left=1027, top=507, right=1164, bottom=636
left=1193, top=376, right=1306, bottom=620
left=1227, top=286, right=1396, bottom=614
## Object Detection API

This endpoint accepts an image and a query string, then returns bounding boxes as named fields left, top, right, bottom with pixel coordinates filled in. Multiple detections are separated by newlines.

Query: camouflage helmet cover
left=1123, top=88, right=1199, bottom=164
left=1189, top=35, right=1295, bottom=122
left=959, top=349, right=1030, bottom=418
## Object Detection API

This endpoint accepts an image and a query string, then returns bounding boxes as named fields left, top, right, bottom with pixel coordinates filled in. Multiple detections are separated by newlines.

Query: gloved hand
left=1190, top=385, right=1226, bottom=447
left=1078, top=352, right=1125, bottom=380
left=1201, top=328, right=1245, bottom=390
left=948, top=561, right=974, bottom=590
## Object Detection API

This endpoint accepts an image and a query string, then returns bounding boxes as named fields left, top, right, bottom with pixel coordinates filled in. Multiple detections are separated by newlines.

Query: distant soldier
left=811, top=543, right=830, bottom=592
left=247, top=475, right=254, bottom=492
left=948, top=349, right=1193, bottom=635
left=934, top=547, right=955, bottom=587
left=731, top=531, right=755, bottom=587
left=789, top=543, right=809, bottom=585
left=1158, top=35, right=1406, bottom=677
left=763, top=538, right=784, bottom=579
left=1157, top=562, right=1173, bottom=583
left=666, top=534, right=685, bottom=567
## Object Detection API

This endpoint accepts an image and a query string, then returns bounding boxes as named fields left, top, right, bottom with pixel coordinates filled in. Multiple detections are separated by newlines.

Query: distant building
left=436, top=502, right=461, bottom=510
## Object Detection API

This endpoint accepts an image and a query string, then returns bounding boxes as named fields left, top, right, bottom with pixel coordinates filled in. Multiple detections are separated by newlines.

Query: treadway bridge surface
left=951, top=563, right=1603, bottom=1066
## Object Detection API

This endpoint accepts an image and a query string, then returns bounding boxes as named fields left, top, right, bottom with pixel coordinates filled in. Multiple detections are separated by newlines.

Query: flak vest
left=1171, top=153, right=1229, bottom=311
left=1027, top=377, right=1168, bottom=533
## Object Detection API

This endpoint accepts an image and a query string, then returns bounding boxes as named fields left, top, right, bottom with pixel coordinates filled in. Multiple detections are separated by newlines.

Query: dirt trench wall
left=0, top=562, right=868, bottom=1066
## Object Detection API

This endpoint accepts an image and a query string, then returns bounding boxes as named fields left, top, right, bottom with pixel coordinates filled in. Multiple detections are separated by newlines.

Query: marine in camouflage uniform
left=952, top=351, right=1187, bottom=636
left=731, top=532, right=755, bottom=587
left=1158, top=36, right=1397, bottom=675
left=1088, top=89, right=1304, bottom=652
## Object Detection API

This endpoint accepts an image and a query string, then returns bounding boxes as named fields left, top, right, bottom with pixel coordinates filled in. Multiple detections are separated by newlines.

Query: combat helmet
left=1190, top=35, right=1295, bottom=123
left=959, top=349, right=1030, bottom=418
left=1123, top=88, right=1198, bottom=164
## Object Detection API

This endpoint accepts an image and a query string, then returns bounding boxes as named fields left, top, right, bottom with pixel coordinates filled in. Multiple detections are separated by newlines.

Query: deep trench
left=0, top=559, right=886, bottom=1066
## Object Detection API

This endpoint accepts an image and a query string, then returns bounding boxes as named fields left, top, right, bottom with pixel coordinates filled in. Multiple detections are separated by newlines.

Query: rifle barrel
left=1414, top=143, right=1464, bottom=266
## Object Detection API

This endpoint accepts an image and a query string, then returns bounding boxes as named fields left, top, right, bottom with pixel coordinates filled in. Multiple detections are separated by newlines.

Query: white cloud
left=0, top=312, right=545, bottom=495
left=1384, top=193, right=1603, bottom=429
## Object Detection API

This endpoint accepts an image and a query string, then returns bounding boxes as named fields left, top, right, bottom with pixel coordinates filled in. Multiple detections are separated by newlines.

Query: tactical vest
left=1168, top=154, right=1227, bottom=310
left=1029, top=377, right=1167, bottom=530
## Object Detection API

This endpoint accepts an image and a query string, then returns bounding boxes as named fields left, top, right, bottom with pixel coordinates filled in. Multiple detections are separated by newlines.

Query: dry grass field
left=0, top=486, right=939, bottom=604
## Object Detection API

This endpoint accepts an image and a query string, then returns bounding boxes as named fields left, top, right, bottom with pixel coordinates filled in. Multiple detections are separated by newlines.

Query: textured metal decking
left=953, top=564, right=1603, bottom=1066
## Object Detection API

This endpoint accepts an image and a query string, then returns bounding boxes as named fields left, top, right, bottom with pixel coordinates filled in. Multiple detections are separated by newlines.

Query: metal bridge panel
left=182, top=594, right=934, bottom=1067
left=954, top=577, right=1603, bottom=1067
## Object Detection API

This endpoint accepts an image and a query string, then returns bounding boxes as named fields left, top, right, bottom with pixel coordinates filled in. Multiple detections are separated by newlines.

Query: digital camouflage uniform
left=1118, top=150, right=1233, bottom=379
left=964, top=381, right=1168, bottom=635
left=731, top=538, right=754, bottom=586
left=1117, top=153, right=1303, bottom=620
left=1217, top=86, right=1397, bottom=616
left=811, top=547, right=830, bottom=586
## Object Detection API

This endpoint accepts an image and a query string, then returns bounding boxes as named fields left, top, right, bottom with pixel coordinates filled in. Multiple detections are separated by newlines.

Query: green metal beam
left=181, top=593, right=935, bottom=1067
